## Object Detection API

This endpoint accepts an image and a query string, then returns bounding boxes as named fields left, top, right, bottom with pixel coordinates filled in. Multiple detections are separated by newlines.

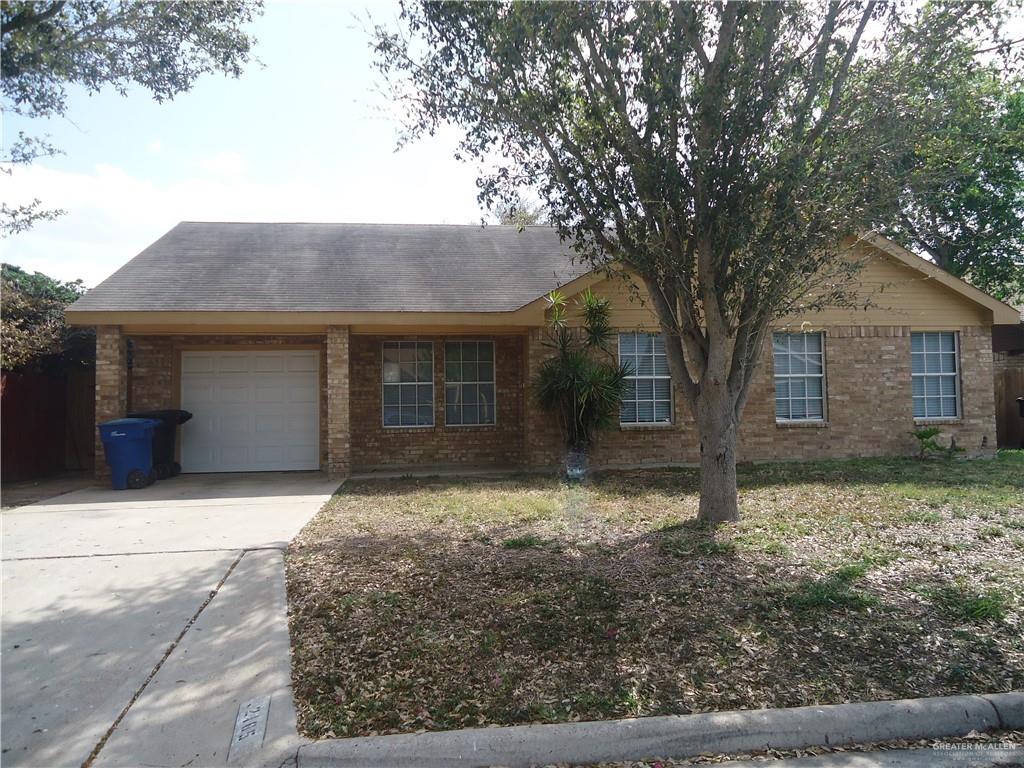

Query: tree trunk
left=696, top=391, right=740, bottom=523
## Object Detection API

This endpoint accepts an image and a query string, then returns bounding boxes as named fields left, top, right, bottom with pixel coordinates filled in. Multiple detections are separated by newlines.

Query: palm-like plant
left=534, top=289, right=630, bottom=453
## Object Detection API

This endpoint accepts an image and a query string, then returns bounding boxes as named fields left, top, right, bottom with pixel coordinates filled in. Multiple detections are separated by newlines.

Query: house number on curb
left=228, top=695, right=271, bottom=761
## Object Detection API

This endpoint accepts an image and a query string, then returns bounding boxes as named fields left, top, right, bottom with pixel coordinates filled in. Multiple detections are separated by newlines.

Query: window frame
left=380, top=340, right=435, bottom=429
left=911, top=331, right=961, bottom=421
left=443, top=340, right=498, bottom=427
left=618, top=331, right=673, bottom=427
left=772, top=331, right=828, bottom=424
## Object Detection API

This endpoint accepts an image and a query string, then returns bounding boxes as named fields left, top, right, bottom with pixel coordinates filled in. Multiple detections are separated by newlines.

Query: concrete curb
left=983, top=693, right=1024, bottom=730
left=720, top=746, right=1024, bottom=767
left=294, top=693, right=1023, bottom=768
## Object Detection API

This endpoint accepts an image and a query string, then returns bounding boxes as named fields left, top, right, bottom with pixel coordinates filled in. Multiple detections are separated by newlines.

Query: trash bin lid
left=127, top=409, right=193, bottom=424
left=98, top=417, right=161, bottom=436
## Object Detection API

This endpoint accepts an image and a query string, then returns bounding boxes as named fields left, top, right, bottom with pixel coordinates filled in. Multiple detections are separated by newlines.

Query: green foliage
left=887, top=58, right=1024, bottom=302
left=927, top=585, right=1008, bottom=622
left=3, top=263, right=83, bottom=303
left=1, top=263, right=88, bottom=370
left=492, top=194, right=546, bottom=228
left=910, top=426, right=944, bottom=458
left=786, top=561, right=879, bottom=613
left=374, top=1, right=1020, bottom=519
left=534, top=289, right=629, bottom=451
left=910, top=426, right=965, bottom=460
left=501, top=534, right=547, bottom=550
left=1, top=0, right=262, bottom=234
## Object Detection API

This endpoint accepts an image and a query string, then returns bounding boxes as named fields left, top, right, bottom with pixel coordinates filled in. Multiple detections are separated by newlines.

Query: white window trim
left=443, top=340, right=498, bottom=428
left=381, top=340, right=435, bottom=429
left=773, top=331, right=827, bottom=423
left=618, top=331, right=673, bottom=426
left=911, top=331, right=961, bottom=421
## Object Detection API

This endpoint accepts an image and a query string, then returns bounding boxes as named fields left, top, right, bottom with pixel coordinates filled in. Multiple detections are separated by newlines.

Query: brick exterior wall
left=326, top=326, right=351, bottom=475
left=110, top=324, right=997, bottom=476
left=127, top=335, right=329, bottom=467
left=525, top=325, right=998, bottom=469
left=94, top=325, right=128, bottom=478
left=349, top=334, right=525, bottom=470
left=522, top=327, right=573, bottom=469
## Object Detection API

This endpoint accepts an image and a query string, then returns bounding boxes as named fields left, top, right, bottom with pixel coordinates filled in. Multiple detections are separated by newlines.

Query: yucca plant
left=535, top=289, right=630, bottom=455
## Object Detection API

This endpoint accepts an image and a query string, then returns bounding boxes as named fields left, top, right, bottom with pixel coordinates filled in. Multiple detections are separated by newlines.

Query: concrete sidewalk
left=1, top=472, right=337, bottom=768
left=94, top=549, right=302, bottom=767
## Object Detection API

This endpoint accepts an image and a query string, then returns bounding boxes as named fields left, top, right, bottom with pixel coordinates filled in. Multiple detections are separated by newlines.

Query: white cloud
left=0, top=147, right=484, bottom=287
left=145, top=138, right=163, bottom=154
left=198, top=150, right=247, bottom=178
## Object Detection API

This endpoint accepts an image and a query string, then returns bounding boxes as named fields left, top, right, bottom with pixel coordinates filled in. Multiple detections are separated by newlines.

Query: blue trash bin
left=98, top=418, right=160, bottom=490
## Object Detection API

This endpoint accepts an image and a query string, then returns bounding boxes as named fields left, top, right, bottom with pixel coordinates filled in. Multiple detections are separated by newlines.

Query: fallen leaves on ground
left=286, top=452, right=1024, bottom=739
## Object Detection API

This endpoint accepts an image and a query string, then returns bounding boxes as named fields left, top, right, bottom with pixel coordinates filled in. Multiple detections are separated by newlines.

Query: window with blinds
left=618, top=332, right=672, bottom=424
left=911, top=331, right=959, bottom=419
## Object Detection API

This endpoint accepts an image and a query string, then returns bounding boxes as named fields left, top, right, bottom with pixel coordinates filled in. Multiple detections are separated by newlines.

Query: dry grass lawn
left=286, top=452, right=1024, bottom=739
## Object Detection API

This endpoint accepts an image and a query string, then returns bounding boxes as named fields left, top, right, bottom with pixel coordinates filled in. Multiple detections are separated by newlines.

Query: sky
left=1, top=0, right=486, bottom=287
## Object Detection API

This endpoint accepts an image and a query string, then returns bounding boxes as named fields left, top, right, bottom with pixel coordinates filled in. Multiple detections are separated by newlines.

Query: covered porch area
left=91, top=323, right=560, bottom=479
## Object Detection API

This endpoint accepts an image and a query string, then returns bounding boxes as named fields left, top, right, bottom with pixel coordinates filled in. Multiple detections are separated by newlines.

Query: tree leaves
left=1, top=262, right=87, bottom=370
left=0, top=0, right=263, bottom=234
left=372, top=1, right=1020, bottom=518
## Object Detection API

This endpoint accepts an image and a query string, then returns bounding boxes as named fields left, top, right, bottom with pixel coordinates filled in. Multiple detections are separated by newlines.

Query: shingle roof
left=68, top=222, right=589, bottom=313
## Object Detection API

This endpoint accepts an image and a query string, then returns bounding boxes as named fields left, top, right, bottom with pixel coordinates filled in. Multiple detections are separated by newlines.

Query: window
left=773, top=332, right=826, bottom=421
left=382, top=341, right=434, bottom=427
left=619, top=332, right=672, bottom=424
left=912, top=331, right=959, bottom=419
left=445, top=341, right=496, bottom=425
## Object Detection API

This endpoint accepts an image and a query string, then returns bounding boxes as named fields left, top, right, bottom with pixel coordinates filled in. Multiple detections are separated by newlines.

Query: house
left=65, top=222, right=1020, bottom=477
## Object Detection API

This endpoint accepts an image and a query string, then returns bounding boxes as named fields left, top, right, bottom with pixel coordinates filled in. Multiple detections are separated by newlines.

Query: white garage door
left=180, top=350, right=320, bottom=473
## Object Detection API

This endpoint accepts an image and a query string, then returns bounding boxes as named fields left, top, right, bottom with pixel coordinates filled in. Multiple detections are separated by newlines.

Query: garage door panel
left=218, top=445, right=250, bottom=467
left=255, top=384, right=285, bottom=403
left=217, top=385, right=251, bottom=405
left=287, top=384, right=317, bottom=404
left=182, top=382, right=215, bottom=405
left=254, top=354, right=285, bottom=372
left=180, top=350, right=319, bottom=473
left=182, top=355, right=215, bottom=373
left=286, top=412, right=317, bottom=431
left=255, top=414, right=284, bottom=434
left=287, top=354, right=318, bottom=372
left=254, top=445, right=285, bottom=463
left=286, top=445, right=319, bottom=464
left=215, top=354, right=252, bottom=373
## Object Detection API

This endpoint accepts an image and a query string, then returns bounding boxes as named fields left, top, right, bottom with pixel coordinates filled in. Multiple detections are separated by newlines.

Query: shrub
left=534, top=289, right=629, bottom=451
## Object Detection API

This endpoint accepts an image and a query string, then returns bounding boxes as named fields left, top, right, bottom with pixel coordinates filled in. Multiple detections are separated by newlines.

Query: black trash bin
left=127, top=409, right=192, bottom=479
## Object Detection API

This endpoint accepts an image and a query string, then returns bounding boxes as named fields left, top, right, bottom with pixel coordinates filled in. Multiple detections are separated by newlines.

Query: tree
left=374, top=1, right=1019, bottom=521
left=1, top=0, right=262, bottom=234
left=493, top=194, right=547, bottom=227
left=889, top=66, right=1024, bottom=303
left=1, top=263, right=87, bottom=370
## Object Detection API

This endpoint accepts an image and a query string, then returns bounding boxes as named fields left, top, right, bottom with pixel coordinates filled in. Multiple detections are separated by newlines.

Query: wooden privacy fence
left=995, top=353, right=1024, bottom=449
left=1, top=368, right=95, bottom=481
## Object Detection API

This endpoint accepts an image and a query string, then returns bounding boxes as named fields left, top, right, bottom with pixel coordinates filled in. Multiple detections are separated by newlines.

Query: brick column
left=958, top=325, right=998, bottom=456
left=326, top=326, right=351, bottom=476
left=522, top=328, right=562, bottom=469
left=94, top=325, right=128, bottom=478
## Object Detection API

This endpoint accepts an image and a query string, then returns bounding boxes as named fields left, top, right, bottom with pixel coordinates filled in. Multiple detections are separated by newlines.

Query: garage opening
left=179, top=350, right=320, bottom=472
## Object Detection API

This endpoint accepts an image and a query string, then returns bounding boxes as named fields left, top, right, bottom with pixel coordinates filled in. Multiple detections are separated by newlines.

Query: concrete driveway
left=1, top=472, right=340, bottom=768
